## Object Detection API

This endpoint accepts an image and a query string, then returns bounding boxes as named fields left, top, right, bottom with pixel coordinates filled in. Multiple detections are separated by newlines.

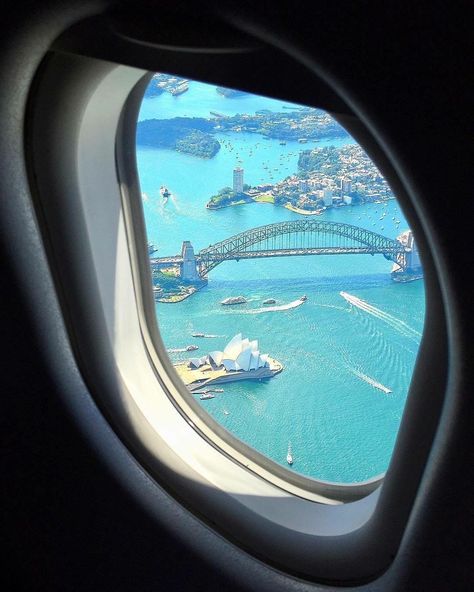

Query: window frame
left=25, top=45, right=448, bottom=585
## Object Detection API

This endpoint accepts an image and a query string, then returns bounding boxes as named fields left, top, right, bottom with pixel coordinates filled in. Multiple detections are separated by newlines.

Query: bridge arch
left=197, top=220, right=406, bottom=276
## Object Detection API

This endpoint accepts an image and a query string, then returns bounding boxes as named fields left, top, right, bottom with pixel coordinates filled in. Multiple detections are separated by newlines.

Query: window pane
left=136, top=74, right=425, bottom=484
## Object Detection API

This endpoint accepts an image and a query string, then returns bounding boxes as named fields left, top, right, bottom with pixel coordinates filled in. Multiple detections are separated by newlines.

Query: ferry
left=221, top=296, right=247, bottom=305
left=192, top=333, right=219, bottom=338
left=169, top=81, right=189, bottom=96
left=160, top=186, right=170, bottom=204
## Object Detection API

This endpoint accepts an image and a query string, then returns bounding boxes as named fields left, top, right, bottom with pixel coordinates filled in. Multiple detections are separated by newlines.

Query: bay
left=136, top=80, right=425, bottom=484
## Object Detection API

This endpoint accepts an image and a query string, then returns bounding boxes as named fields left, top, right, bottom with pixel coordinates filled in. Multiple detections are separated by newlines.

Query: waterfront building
left=176, top=334, right=282, bottom=391
left=323, top=188, right=333, bottom=206
left=233, top=167, right=244, bottom=193
left=340, top=178, right=352, bottom=195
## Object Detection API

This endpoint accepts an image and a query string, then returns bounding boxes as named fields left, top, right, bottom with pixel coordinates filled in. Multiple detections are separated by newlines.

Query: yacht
left=200, top=392, right=215, bottom=400
left=286, top=442, right=294, bottom=465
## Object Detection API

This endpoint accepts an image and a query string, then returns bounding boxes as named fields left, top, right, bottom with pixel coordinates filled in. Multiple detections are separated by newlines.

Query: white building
left=189, top=334, right=270, bottom=372
left=298, top=179, right=309, bottom=192
left=340, top=178, right=352, bottom=194
left=323, top=188, right=333, bottom=206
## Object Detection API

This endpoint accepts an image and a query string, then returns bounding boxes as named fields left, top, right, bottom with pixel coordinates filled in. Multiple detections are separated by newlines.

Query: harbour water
left=136, top=81, right=425, bottom=483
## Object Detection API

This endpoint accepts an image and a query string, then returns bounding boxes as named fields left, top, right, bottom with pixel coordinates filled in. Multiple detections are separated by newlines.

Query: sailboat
left=286, top=442, right=294, bottom=465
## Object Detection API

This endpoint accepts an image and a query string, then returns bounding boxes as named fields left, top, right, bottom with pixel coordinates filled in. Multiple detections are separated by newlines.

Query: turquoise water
left=136, top=80, right=425, bottom=483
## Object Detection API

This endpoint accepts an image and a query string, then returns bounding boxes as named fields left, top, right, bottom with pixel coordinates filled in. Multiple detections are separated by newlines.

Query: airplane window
left=136, top=74, right=425, bottom=485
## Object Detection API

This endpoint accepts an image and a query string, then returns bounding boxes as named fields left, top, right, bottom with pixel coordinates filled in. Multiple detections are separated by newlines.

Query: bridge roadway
left=150, top=220, right=410, bottom=279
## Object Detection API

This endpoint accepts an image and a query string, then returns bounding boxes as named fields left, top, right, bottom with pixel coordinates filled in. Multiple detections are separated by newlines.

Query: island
left=174, top=333, right=283, bottom=392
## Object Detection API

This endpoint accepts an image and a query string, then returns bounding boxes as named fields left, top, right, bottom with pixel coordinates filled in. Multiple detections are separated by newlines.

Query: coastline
left=284, top=203, right=324, bottom=216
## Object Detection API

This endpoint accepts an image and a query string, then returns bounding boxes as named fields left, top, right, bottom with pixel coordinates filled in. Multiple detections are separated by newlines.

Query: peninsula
left=174, top=333, right=283, bottom=391
left=136, top=118, right=220, bottom=158
left=137, top=107, right=350, bottom=159
left=206, top=144, right=394, bottom=213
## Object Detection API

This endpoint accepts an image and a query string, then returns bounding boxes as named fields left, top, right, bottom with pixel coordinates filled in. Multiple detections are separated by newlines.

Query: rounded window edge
left=26, top=47, right=449, bottom=585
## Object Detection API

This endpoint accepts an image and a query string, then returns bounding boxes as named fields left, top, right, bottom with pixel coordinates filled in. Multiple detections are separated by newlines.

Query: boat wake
left=243, top=298, right=307, bottom=314
left=340, top=291, right=421, bottom=341
left=349, top=368, right=392, bottom=394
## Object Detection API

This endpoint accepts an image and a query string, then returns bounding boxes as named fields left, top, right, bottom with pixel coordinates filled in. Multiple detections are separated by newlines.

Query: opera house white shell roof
left=188, top=334, right=270, bottom=372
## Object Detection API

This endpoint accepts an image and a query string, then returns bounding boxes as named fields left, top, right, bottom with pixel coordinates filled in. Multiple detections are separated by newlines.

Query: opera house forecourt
left=174, top=334, right=283, bottom=392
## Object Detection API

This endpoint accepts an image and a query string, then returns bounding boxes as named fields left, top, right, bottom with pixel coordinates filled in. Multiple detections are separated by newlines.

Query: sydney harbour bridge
left=150, top=220, right=420, bottom=281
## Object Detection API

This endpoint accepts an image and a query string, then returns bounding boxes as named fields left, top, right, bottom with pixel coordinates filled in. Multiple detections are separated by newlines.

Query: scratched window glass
left=136, top=74, right=425, bottom=484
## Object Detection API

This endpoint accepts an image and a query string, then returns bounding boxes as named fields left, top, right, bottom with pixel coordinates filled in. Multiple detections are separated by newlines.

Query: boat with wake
left=286, top=442, right=294, bottom=465
left=160, top=186, right=171, bottom=204
left=221, top=296, right=247, bottom=305
left=192, top=333, right=219, bottom=338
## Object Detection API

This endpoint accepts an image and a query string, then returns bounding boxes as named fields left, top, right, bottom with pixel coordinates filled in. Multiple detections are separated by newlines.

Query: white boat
left=286, top=442, right=294, bottom=465
left=220, top=296, right=247, bottom=305
left=199, top=393, right=215, bottom=400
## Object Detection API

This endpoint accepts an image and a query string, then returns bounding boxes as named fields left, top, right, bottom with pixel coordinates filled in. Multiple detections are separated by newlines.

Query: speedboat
left=286, top=442, right=294, bottom=465
left=263, top=298, right=276, bottom=305
left=299, top=295, right=308, bottom=302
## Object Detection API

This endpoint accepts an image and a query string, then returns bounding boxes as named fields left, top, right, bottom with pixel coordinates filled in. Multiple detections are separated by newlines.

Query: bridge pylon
left=180, top=241, right=201, bottom=282
left=391, top=230, right=423, bottom=280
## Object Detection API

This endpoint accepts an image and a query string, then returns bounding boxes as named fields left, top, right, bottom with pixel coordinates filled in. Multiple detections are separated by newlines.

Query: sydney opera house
left=174, top=334, right=283, bottom=391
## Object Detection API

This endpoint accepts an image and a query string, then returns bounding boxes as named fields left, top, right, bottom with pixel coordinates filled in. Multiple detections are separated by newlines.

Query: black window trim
left=24, top=26, right=449, bottom=584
